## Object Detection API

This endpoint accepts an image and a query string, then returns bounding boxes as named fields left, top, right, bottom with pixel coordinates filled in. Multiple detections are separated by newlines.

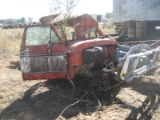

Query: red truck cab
left=20, top=14, right=117, bottom=81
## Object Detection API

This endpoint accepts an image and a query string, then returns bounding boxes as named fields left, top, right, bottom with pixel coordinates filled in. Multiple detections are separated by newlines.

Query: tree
left=5, top=19, right=15, bottom=24
left=21, top=17, right=26, bottom=24
left=105, top=12, right=113, bottom=19
left=50, top=0, right=80, bottom=40
left=0, top=17, right=26, bottom=24
left=28, top=18, right=33, bottom=24
left=0, top=19, right=5, bottom=24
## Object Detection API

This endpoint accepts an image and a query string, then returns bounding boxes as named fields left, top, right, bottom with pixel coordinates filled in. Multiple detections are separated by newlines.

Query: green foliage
left=51, top=0, right=80, bottom=40
left=105, top=12, right=113, bottom=19
left=0, top=17, right=26, bottom=24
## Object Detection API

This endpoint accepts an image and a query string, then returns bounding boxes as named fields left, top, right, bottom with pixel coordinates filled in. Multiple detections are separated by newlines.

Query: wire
left=56, top=86, right=93, bottom=120
left=67, top=72, right=75, bottom=94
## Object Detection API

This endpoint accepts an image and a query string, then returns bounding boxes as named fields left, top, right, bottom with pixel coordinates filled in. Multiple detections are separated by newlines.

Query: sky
left=0, top=0, right=113, bottom=21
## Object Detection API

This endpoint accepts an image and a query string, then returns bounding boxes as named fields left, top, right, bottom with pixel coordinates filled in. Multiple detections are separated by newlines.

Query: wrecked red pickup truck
left=20, top=14, right=160, bottom=89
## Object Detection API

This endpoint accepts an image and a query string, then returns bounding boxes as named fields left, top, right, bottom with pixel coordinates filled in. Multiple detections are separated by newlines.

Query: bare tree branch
left=56, top=86, right=93, bottom=120
left=50, top=0, right=80, bottom=40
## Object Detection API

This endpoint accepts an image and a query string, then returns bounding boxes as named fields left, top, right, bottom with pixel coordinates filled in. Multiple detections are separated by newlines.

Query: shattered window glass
left=26, top=26, right=59, bottom=46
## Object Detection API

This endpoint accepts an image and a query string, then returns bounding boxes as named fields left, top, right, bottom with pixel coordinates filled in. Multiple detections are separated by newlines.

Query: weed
left=0, top=29, right=23, bottom=56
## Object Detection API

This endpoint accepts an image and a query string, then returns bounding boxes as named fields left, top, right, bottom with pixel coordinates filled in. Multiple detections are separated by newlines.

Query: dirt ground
left=0, top=55, right=160, bottom=120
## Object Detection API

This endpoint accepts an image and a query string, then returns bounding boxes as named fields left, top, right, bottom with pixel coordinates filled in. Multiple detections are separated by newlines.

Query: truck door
left=20, top=25, right=67, bottom=80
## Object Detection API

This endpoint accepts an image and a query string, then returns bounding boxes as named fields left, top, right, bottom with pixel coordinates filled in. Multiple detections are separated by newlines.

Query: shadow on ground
left=0, top=77, right=121, bottom=120
left=0, top=76, right=160, bottom=120
left=8, top=60, right=20, bottom=70
left=125, top=78, right=160, bottom=120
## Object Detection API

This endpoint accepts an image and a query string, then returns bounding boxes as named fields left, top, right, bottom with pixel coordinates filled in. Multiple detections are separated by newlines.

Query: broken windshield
left=25, top=26, right=59, bottom=46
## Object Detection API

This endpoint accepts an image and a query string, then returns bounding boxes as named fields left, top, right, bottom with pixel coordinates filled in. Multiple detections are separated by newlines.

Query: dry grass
left=0, top=29, right=23, bottom=56
left=98, top=17, right=116, bottom=35
left=99, top=23, right=116, bottom=35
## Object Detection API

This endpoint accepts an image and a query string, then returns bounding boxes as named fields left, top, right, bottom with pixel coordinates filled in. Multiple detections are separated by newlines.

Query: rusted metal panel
left=20, top=55, right=66, bottom=73
left=22, top=72, right=67, bottom=80
left=136, top=21, right=144, bottom=39
left=121, top=22, right=128, bottom=35
left=127, top=21, right=136, bottom=39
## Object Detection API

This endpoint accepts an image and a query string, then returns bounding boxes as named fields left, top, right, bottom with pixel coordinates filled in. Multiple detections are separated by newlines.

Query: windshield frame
left=23, top=24, right=63, bottom=46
